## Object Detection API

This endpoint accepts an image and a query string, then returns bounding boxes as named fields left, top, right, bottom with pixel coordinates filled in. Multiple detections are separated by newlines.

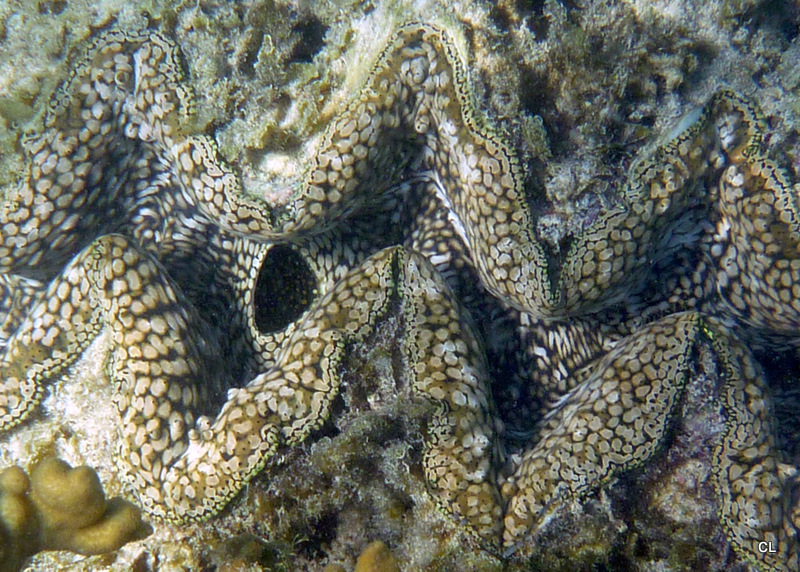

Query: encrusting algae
left=0, top=1, right=799, bottom=570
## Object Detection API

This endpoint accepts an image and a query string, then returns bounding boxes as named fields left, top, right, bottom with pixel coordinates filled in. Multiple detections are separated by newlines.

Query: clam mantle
left=1, top=22, right=798, bottom=570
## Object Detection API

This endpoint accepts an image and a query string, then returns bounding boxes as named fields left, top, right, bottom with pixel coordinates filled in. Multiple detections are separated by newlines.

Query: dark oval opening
left=254, top=244, right=317, bottom=333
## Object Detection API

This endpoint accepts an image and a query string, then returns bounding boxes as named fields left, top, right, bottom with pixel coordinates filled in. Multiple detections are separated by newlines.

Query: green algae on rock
left=0, top=12, right=799, bottom=572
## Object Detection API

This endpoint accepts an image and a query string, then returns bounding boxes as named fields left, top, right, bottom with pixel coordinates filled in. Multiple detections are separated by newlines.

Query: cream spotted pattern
left=0, top=22, right=799, bottom=570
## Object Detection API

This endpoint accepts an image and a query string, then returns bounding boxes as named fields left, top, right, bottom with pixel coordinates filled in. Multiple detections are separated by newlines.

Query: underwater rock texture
left=1, top=0, right=799, bottom=570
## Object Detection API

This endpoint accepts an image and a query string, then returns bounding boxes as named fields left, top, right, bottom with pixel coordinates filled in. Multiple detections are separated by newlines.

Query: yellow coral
left=0, top=458, right=151, bottom=572
left=354, top=541, right=401, bottom=572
